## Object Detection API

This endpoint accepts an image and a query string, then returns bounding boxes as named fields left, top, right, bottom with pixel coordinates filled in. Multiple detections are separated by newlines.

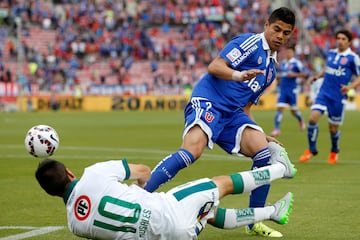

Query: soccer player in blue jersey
left=144, top=7, right=296, bottom=237
left=300, top=29, right=360, bottom=164
left=271, top=46, right=307, bottom=137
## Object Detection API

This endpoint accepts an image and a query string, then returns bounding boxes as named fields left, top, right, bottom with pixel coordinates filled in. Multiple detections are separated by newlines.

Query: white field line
left=0, top=144, right=246, bottom=161
left=0, top=226, right=64, bottom=240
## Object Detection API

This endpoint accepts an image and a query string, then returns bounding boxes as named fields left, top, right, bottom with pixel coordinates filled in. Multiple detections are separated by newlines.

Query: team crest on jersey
left=258, top=56, right=263, bottom=64
left=340, top=57, right=348, bottom=65
left=74, top=195, right=91, bottom=221
left=267, top=68, right=274, bottom=83
left=226, top=48, right=242, bottom=62
left=205, top=112, right=215, bottom=122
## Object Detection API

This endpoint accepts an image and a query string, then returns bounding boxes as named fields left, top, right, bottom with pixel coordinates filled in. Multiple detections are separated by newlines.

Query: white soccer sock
left=219, top=206, right=275, bottom=229
left=239, top=163, right=285, bottom=193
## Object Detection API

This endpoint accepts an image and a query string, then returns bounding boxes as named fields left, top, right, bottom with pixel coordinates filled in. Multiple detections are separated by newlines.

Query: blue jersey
left=276, top=57, right=304, bottom=107
left=278, top=57, right=304, bottom=92
left=191, top=33, right=277, bottom=112
left=318, top=48, right=360, bottom=101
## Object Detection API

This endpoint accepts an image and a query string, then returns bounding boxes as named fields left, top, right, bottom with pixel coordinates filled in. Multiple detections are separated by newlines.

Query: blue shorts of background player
left=271, top=89, right=305, bottom=137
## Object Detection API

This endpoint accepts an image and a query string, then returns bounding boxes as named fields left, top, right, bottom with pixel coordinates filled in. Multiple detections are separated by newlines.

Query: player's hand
left=132, top=180, right=147, bottom=188
left=232, top=69, right=264, bottom=81
left=243, top=69, right=265, bottom=80
left=341, top=84, right=349, bottom=95
left=266, top=135, right=283, bottom=146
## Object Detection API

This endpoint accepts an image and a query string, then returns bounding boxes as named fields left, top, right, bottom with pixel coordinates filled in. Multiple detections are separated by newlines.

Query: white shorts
left=165, top=178, right=220, bottom=239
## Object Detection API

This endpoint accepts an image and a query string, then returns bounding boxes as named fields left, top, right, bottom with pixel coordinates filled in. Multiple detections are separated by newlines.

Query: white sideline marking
left=0, top=144, right=245, bottom=161
left=0, top=226, right=64, bottom=240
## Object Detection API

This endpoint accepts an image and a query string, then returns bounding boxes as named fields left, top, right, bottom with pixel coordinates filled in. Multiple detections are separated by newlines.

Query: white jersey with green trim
left=64, top=160, right=215, bottom=240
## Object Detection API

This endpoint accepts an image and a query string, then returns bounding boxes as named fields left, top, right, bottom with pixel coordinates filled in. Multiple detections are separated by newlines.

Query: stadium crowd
left=0, top=0, right=359, bottom=95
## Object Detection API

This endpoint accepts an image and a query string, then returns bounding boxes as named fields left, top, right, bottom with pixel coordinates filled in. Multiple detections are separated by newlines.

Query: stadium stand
left=0, top=0, right=359, bottom=96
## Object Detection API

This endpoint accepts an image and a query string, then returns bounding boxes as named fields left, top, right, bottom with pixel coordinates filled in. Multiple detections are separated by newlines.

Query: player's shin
left=144, top=148, right=195, bottom=192
left=308, top=123, right=319, bottom=153
left=330, top=130, right=340, bottom=153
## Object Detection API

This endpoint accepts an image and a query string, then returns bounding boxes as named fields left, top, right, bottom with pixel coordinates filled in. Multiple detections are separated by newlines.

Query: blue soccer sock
left=308, top=123, right=319, bottom=153
left=330, top=131, right=340, bottom=153
left=248, top=148, right=271, bottom=229
left=274, top=111, right=282, bottom=129
left=144, top=148, right=195, bottom=192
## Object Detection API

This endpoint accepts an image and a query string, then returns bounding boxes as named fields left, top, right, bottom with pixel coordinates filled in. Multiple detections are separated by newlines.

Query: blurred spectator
left=0, top=0, right=358, bottom=95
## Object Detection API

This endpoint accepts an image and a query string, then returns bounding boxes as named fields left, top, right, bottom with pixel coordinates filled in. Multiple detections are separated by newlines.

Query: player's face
left=336, top=33, right=351, bottom=52
left=264, top=20, right=294, bottom=52
left=286, top=48, right=295, bottom=59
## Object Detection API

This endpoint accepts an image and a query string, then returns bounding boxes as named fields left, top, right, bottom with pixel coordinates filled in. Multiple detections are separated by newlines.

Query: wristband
left=232, top=71, right=244, bottom=81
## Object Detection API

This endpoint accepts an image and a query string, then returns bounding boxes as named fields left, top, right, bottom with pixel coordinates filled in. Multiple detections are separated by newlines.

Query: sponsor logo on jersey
left=325, top=66, right=346, bottom=77
left=74, top=195, right=91, bottom=221
left=226, top=48, right=242, bottom=62
left=231, top=45, right=259, bottom=67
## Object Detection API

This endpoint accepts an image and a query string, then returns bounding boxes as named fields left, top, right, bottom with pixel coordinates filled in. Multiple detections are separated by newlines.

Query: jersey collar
left=336, top=47, right=352, bottom=56
left=63, top=180, right=79, bottom=204
left=260, top=33, right=278, bottom=63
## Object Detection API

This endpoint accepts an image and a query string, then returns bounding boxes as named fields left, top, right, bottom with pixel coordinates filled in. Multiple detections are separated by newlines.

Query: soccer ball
left=25, top=125, right=60, bottom=158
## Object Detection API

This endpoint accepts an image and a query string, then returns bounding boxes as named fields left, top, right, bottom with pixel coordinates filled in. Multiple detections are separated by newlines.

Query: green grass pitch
left=1, top=110, right=359, bottom=239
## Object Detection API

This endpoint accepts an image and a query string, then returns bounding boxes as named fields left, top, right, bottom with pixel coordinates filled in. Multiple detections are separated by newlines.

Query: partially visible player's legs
left=240, top=128, right=282, bottom=237
left=249, top=148, right=271, bottom=210
left=290, top=108, right=305, bottom=131
left=271, top=108, right=283, bottom=137
left=144, top=126, right=206, bottom=192
left=209, top=163, right=294, bottom=231
left=144, top=149, right=196, bottom=192
left=328, top=123, right=341, bottom=164
left=210, top=192, right=293, bottom=229
left=300, top=110, right=322, bottom=162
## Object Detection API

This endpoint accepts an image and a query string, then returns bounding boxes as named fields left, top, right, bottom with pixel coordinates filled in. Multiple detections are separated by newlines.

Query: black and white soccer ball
left=24, top=125, right=60, bottom=158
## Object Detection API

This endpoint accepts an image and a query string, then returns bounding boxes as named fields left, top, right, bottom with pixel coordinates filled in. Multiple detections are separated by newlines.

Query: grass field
left=1, top=110, right=360, bottom=240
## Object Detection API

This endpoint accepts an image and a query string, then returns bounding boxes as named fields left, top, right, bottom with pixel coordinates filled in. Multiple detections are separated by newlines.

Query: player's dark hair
left=268, top=7, right=296, bottom=27
left=286, top=45, right=296, bottom=51
left=336, top=29, right=353, bottom=41
left=35, top=159, right=70, bottom=197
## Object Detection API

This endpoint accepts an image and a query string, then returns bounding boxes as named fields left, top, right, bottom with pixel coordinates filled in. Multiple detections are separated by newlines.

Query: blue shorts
left=311, top=94, right=345, bottom=125
left=277, top=89, right=298, bottom=109
left=183, top=97, right=264, bottom=154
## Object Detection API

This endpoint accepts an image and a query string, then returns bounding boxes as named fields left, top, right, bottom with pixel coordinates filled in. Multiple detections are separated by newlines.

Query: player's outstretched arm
left=128, top=164, right=151, bottom=188
left=342, top=76, right=360, bottom=94
left=208, top=56, right=264, bottom=81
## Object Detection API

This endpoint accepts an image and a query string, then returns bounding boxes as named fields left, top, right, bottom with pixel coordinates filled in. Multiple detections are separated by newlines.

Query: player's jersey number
left=93, top=195, right=141, bottom=233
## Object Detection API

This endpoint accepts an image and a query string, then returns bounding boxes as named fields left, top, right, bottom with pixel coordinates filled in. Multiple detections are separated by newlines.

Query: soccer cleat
left=327, top=152, right=338, bottom=164
left=245, top=222, right=283, bottom=238
left=270, top=192, right=294, bottom=225
left=299, top=149, right=317, bottom=163
left=268, top=142, right=297, bottom=178
left=299, top=121, right=306, bottom=131
left=270, top=129, right=281, bottom=137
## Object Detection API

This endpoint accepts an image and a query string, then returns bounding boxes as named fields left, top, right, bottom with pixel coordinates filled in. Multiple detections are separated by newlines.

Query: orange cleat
left=327, top=152, right=338, bottom=164
left=299, top=149, right=313, bottom=163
